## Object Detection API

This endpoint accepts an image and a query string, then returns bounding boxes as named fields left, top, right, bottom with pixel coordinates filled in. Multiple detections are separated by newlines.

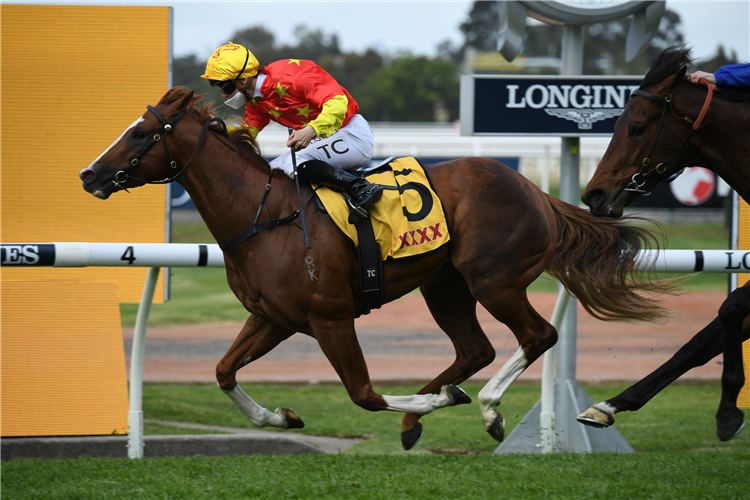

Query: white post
left=128, top=266, right=160, bottom=459
left=540, top=285, right=571, bottom=453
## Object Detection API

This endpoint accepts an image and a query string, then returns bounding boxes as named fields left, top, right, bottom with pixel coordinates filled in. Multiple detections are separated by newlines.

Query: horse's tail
left=544, top=194, right=673, bottom=323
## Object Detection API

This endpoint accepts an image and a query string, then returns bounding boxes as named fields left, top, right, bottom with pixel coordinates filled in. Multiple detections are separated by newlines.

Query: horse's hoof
left=401, top=423, right=423, bottom=450
left=577, top=405, right=615, bottom=429
left=487, top=414, right=506, bottom=443
left=717, top=414, right=745, bottom=442
left=276, top=407, right=305, bottom=429
left=445, top=385, right=472, bottom=406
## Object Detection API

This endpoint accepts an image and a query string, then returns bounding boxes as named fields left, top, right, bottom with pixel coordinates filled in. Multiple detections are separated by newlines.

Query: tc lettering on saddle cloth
left=314, top=157, right=451, bottom=259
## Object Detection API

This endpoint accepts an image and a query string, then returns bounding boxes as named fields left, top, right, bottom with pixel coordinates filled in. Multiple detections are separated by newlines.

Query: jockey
left=201, top=42, right=382, bottom=219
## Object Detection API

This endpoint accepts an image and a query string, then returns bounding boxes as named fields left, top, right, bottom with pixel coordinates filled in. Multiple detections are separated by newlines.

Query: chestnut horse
left=81, top=87, right=669, bottom=449
left=580, top=46, right=749, bottom=441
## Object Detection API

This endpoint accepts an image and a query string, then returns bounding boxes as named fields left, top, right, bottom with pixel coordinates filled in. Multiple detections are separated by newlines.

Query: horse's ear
left=172, top=90, right=195, bottom=115
left=653, top=65, right=689, bottom=96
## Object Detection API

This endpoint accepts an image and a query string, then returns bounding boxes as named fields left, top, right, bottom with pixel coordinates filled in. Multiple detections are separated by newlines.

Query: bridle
left=624, top=78, right=716, bottom=196
left=112, top=104, right=224, bottom=191
left=110, top=101, right=306, bottom=252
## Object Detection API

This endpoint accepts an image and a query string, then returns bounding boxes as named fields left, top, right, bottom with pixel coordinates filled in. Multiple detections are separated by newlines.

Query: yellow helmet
left=201, top=42, right=259, bottom=81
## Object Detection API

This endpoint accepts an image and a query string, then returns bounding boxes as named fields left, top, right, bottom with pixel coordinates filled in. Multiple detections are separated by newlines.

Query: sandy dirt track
left=123, top=292, right=727, bottom=385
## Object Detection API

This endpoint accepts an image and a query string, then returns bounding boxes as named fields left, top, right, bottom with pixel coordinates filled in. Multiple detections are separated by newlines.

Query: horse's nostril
left=81, top=169, right=96, bottom=181
left=582, top=188, right=603, bottom=207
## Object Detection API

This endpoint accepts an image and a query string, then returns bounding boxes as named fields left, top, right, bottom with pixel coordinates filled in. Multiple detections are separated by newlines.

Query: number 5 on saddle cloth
left=313, top=157, right=451, bottom=316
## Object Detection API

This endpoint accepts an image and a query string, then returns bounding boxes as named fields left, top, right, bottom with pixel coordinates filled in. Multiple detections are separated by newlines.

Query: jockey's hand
left=687, top=71, right=717, bottom=85
left=287, top=126, right=317, bottom=151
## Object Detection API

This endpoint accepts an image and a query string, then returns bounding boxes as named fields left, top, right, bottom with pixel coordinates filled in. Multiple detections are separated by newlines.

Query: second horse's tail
left=544, top=194, right=673, bottom=323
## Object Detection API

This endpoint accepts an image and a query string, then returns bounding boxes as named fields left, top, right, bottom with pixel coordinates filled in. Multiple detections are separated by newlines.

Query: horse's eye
left=630, top=125, right=645, bottom=137
left=132, top=129, right=147, bottom=140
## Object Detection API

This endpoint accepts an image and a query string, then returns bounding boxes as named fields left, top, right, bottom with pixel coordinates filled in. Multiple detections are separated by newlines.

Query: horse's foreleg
left=716, top=286, right=749, bottom=441
left=579, top=286, right=750, bottom=434
left=579, top=316, right=726, bottom=428
left=216, top=315, right=302, bottom=429
left=400, top=267, right=495, bottom=450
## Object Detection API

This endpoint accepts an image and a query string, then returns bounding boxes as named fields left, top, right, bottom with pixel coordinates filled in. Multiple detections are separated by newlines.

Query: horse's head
left=80, top=89, right=196, bottom=199
left=583, top=47, right=698, bottom=218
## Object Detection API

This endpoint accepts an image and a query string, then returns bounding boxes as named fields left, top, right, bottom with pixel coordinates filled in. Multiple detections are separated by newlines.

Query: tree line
left=174, top=2, right=741, bottom=123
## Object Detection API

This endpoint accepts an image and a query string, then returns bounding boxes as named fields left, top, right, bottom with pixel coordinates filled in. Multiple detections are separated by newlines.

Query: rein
left=624, top=78, right=716, bottom=196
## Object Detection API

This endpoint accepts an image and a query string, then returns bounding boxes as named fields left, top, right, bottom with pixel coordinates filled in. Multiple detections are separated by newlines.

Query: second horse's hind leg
left=216, top=314, right=302, bottom=429
left=400, top=264, right=495, bottom=450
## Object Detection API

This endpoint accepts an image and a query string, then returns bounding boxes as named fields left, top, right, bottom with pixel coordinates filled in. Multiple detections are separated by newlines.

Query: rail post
left=127, top=266, right=161, bottom=459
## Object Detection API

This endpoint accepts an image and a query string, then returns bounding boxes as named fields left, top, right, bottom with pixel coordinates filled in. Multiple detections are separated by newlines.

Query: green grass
left=3, top=383, right=749, bottom=499
left=138, top=383, right=750, bottom=456
left=121, top=221, right=732, bottom=326
left=3, top=453, right=749, bottom=500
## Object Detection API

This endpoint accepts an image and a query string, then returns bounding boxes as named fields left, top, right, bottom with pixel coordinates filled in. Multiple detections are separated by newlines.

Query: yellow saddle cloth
left=313, top=157, right=451, bottom=260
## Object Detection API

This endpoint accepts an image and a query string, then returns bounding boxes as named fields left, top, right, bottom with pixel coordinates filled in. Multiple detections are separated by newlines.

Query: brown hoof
left=401, top=422, right=423, bottom=450
left=277, top=407, right=305, bottom=429
left=445, top=385, right=472, bottom=406
left=577, top=405, right=614, bottom=429
left=487, top=415, right=505, bottom=443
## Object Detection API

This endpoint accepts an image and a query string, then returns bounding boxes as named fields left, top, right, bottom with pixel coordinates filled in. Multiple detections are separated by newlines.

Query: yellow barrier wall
left=1, top=5, right=171, bottom=436
left=1, top=4, right=171, bottom=302
left=739, top=200, right=749, bottom=408
left=1, top=282, right=129, bottom=436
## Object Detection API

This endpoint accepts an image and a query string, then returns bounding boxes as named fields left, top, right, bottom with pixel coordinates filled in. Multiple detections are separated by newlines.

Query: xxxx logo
left=398, top=223, right=443, bottom=249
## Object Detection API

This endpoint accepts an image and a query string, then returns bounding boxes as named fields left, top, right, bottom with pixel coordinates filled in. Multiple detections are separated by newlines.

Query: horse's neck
left=178, top=139, right=295, bottom=246
left=696, top=100, right=750, bottom=203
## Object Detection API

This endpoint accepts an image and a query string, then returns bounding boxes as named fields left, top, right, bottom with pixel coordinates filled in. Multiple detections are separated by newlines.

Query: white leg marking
left=221, top=384, right=287, bottom=428
left=478, top=347, right=528, bottom=429
left=80, top=117, right=145, bottom=175
left=594, top=401, right=618, bottom=416
left=381, top=385, right=457, bottom=415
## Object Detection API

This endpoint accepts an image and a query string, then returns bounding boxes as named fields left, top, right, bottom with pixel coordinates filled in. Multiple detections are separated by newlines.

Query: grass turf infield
left=3, top=452, right=749, bottom=500
left=3, top=384, right=748, bottom=499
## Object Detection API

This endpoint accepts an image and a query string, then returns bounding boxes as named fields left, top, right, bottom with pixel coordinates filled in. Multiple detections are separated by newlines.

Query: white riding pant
left=270, top=114, right=375, bottom=178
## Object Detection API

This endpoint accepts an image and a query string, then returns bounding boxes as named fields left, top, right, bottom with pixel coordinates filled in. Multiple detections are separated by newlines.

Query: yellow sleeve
left=308, top=95, right=348, bottom=138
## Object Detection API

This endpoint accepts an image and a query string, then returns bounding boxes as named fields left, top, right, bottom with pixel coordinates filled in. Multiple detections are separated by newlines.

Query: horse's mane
left=157, top=87, right=288, bottom=178
left=640, top=45, right=693, bottom=89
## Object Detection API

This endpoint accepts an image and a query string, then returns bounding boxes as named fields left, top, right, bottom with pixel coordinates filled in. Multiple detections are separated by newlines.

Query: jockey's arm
left=288, top=95, right=349, bottom=150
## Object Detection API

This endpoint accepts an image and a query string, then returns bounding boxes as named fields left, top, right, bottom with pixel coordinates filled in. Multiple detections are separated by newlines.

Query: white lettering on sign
left=1, top=245, right=40, bottom=265
left=505, top=85, right=639, bottom=111
left=503, top=83, right=639, bottom=130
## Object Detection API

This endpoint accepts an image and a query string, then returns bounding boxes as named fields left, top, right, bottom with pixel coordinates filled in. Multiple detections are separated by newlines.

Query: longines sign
left=460, top=75, right=642, bottom=136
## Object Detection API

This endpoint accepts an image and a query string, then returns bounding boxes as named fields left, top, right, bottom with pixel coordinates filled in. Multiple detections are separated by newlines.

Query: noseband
left=112, top=105, right=225, bottom=191
left=624, top=78, right=716, bottom=195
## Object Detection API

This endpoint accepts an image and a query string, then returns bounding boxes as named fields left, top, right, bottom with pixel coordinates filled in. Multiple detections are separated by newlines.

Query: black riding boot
left=298, top=160, right=383, bottom=218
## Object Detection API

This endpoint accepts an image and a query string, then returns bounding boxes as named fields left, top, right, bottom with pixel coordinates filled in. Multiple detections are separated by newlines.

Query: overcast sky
left=7, top=1, right=750, bottom=65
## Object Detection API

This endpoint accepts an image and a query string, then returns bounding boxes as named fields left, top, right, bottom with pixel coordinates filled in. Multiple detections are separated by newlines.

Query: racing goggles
left=210, top=79, right=238, bottom=95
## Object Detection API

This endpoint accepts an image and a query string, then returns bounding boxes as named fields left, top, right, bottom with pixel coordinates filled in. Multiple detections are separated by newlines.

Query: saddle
left=313, top=157, right=451, bottom=316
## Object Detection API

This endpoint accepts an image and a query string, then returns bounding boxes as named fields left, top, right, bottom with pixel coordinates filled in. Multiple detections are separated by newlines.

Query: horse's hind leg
left=716, top=285, right=749, bottom=441
left=216, top=314, right=303, bottom=429
left=473, top=289, right=558, bottom=442
left=400, top=264, right=495, bottom=450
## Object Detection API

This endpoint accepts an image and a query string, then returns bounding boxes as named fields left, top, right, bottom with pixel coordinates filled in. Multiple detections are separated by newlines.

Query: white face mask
left=224, top=91, right=247, bottom=110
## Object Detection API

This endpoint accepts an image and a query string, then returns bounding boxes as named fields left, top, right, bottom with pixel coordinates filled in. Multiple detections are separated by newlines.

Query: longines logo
left=505, top=83, right=639, bottom=130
